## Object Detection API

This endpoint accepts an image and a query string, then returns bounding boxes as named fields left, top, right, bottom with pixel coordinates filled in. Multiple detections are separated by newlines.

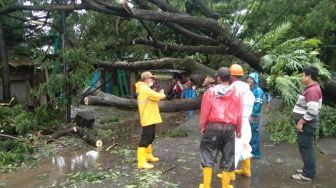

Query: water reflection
left=51, top=150, right=100, bottom=172
left=51, top=156, right=65, bottom=172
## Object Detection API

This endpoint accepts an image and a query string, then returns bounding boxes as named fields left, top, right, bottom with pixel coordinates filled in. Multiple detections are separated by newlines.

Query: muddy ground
left=1, top=102, right=336, bottom=188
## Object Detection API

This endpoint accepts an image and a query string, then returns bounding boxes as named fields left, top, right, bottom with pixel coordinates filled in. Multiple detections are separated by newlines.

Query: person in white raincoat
left=218, top=64, right=255, bottom=181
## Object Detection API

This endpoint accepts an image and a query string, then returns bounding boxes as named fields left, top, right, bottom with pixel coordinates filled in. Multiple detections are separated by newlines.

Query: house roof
left=8, top=56, right=35, bottom=67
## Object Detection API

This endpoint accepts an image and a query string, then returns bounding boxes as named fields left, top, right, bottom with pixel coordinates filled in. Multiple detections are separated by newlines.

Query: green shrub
left=0, top=140, right=35, bottom=167
left=34, top=104, right=63, bottom=127
left=265, top=116, right=297, bottom=143
left=0, top=105, right=37, bottom=135
left=264, top=106, right=297, bottom=143
left=265, top=105, right=336, bottom=143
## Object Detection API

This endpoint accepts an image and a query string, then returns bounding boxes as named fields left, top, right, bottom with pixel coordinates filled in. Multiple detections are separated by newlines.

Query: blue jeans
left=297, top=127, right=316, bottom=179
left=250, top=117, right=260, bottom=158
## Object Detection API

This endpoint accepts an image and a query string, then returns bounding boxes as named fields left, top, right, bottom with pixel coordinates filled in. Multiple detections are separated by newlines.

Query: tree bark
left=74, top=112, right=95, bottom=129
left=84, top=91, right=201, bottom=112
left=0, top=2, right=261, bottom=69
left=124, top=38, right=227, bottom=54
left=73, top=126, right=103, bottom=147
left=194, top=0, right=219, bottom=19
left=1, top=2, right=335, bottom=106
left=45, top=126, right=103, bottom=147
left=0, top=24, right=11, bottom=102
left=164, top=23, right=218, bottom=45
left=45, top=127, right=75, bottom=144
left=95, top=58, right=336, bottom=107
left=323, top=80, right=336, bottom=107
left=1, top=139, right=14, bottom=151
left=96, top=57, right=216, bottom=76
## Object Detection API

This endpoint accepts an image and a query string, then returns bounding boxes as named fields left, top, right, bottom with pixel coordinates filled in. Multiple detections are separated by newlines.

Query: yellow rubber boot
left=222, top=172, right=234, bottom=188
left=199, top=167, right=212, bottom=188
left=137, top=147, right=154, bottom=169
left=146, top=144, right=159, bottom=162
left=235, top=158, right=251, bottom=177
left=230, top=172, right=236, bottom=181
left=217, top=172, right=235, bottom=181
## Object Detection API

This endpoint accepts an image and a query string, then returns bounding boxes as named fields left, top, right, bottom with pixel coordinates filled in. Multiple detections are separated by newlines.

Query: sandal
left=296, top=169, right=303, bottom=173
left=292, top=174, right=312, bottom=181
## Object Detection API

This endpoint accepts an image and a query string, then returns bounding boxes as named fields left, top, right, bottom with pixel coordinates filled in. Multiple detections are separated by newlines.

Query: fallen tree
left=96, top=57, right=216, bottom=76
left=84, top=91, right=201, bottom=112
left=1, top=1, right=335, bottom=108
left=0, top=0, right=261, bottom=71
left=45, top=126, right=103, bottom=147
left=96, top=57, right=336, bottom=107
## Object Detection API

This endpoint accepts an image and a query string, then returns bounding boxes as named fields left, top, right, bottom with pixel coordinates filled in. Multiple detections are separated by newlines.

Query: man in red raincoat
left=199, top=67, right=243, bottom=188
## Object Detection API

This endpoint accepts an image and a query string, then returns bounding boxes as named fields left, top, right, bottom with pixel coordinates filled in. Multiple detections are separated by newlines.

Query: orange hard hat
left=230, top=64, right=244, bottom=76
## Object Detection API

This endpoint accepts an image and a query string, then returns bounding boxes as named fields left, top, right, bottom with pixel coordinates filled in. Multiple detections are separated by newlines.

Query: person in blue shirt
left=247, top=72, right=264, bottom=159
left=264, top=91, right=273, bottom=110
left=182, top=80, right=197, bottom=117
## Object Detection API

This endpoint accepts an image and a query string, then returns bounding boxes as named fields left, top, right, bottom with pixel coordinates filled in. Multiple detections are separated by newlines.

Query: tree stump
left=45, top=127, right=76, bottom=144
left=73, top=126, right=103, bottom=147
left=0, top=139, right=14, bottom=151
left=74, top=111, right=95, bottom=129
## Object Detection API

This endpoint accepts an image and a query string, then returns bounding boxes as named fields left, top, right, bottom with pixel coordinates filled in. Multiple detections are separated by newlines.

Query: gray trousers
left=200, top=123, right=235, bottom=171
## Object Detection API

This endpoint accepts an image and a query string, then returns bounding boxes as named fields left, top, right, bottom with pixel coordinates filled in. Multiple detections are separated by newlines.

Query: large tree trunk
left=323, top=80, right=336, bottom=107
left=0, top=2, right=335, bottom=107
left=0, top=24, right=11, bottom=102
left=84, top=91, right=201, bottom=112
left=96, top=58, right=336, bottom=107
left=96, top=57, right=216, bottom=76
left=0, top=2, right=261, bottom=70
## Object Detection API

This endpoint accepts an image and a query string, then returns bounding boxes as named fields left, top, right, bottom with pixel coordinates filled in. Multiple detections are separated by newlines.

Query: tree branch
left=147, top=0, right=184, bottom=14
left=96, top=57, right=215, bottom=76
left=164, top=22, right=218, bottom=45
left=194, top=0, right=219, bottom=20
left=138, top=20, right=158, bottom=42
left=125, top=38, right=228, bottom=54
left=132, top=9, right=222, bottom=34
left=82, top=0, right=129, bottom=17
left=0, top=1, right=261, bottom=70
left=132, top=0, right=152, bottom=9
left=0, top=4, right=86, bottom=15
left=133, top=1, right=218, bottom=45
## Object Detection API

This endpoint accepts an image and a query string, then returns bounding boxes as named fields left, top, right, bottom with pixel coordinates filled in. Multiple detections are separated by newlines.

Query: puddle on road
left=0, top=113, right=187, bottom=188
left=0, top=148, right=112, bottom=188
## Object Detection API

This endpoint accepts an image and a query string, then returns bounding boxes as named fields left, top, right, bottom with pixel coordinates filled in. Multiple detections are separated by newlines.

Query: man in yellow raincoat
left=135, top=71, right=166, bottom=169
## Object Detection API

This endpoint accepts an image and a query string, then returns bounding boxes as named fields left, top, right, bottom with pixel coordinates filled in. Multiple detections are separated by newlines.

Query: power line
left=251, top=1, right=292, bottom=47
left=234, top=0, right=257, bottom=37
left=231, top=0, right=250, bottom=37
left=124, top=0, right=185, bottom=60
left=246, top=0, right=264, bottom=25
left=224, top=0, right=233, bottom=17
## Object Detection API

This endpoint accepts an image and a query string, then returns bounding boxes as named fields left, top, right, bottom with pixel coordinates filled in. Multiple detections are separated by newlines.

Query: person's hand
left=160, top=89, right=164, bottom=94
left=201, top=128, right=205, bottom=135
left=296, top=119, right=305, bottom=132
left=236, top=132, right=242, bottom=138
left=296, top=123, right=303, bottom=132
left=248, top=116, right=252, bottom=123
left=296, top=122, right=304, bottom=132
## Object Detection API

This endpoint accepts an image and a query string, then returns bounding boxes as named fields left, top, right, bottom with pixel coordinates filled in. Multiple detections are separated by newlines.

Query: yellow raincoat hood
left=135, top=82, right=165, bottom=126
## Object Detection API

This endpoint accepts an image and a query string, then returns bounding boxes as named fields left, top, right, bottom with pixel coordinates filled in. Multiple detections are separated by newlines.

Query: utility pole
left=0, top=23, right=11, bottom=102
left=61, top=8, right=71, bottom=123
